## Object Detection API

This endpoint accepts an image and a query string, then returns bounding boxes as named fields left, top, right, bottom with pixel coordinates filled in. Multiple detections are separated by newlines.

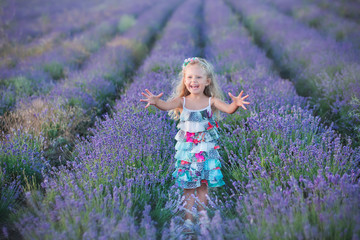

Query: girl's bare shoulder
left=210, top=96, right=218, bottom=111
left=172, top=96, right=183, bottom=109
left=180, top=97, right=184, bottom=111
left=175, top=96, right=183, bottom=106
left=210, top=96, right=220, bottom=105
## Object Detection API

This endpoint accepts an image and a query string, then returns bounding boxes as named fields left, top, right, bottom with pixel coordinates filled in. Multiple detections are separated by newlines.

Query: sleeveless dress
left=172, top=96, right=226, bottom=189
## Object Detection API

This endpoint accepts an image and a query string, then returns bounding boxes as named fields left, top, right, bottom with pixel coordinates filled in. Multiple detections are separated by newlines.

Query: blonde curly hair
left=168, top=57, right=224, bottom=120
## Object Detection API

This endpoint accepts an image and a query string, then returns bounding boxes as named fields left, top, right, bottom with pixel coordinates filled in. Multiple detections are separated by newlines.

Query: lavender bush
left=0, top=0, right=127, bottom=74
left=48, top=0, right=180, bottom=114
left=0, top=0, right=153, bottom=115
left=1, top=0, right=120, bottom=45
left=227, top=0, right=360, bottom=147
left=0, top=129, right=47, bottom=222
left=0, top=0, right=178, bottom=227
left=0, top=129, right=46, bottom=184
left=1, top=0, right=359, bottom=239
left=12, top=0, right=202, bottom=238
left=232, top=170, right=360, bottom=239
left=199, top=0, right=360, bottom=238
left=0, top=169, right=22, bottom=222
left=261, top=0, right=360, bottom=48
left=1, top=0, right=177, bottom=170
left=308, top=0, right=360, bottom=23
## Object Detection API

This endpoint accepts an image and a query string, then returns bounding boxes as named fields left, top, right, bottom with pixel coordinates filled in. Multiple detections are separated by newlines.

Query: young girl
left=140, top=57, right=250, bottom=233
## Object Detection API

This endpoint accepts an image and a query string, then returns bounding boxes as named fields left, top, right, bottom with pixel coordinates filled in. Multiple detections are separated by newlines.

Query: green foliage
left=40, top=14, right=50, bottom=26
left=6, top=76, right=33, bottom=96
left=67, top=96, right=83, bottom=108
left=0, top=90, right=15, bottom=115
left=146, top=106, right=157, bottom=115
left=118, top=14, right=136, bottom=34
left=104, top=73, right=126, bottom=92
left=150, top=63, right=173, bottom=73
left=0, top=133, right=44, bottom=185
left=345, top=96, right=360, bottom=147
left=308, top=17, right=320, bottom=28
left=335, top=30, right=345, bottom=41
left=0, top=168, right=22, bottom=221
left=131, top=41, right=148, bottom=64
left=43, top=62, right=65, bottom=80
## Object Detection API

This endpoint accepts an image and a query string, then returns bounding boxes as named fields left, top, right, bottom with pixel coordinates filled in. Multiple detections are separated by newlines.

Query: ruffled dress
left=172, top=96, right=225, bottom=189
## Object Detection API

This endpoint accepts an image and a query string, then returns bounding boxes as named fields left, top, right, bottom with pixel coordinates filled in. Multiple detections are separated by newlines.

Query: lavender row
left=204, top=0, right=306, bottom=108
left=47, top=0, right=180, bottom=114
left=1, top=0, right=178, bottom=173
left=203, top=0, right=274, bottom=76
left=0, top=0, right=119, bottom=44
left=0, top=1, right=139, bottom=70
left=12, top=0, right=202, bottom=238
left=7, top=0, right=358, bottom=238
left=197, top=0, right=360, bottom=238
left=308, top=0, right=360, bottom=23
left=1, top=0, right=178, bottom=180
left=227, top=0, right=360, bottom=146
left=262, top=0, right=360, bottom=49
left=138, top=5, right=202, bottom=75
left=0, top=1, right=152, bottom=115
left=1, top=0, right=102, bottom=23
left=0, top=0, right=142, bottom=69
left=0, top=0, right=112, bottom=68
left=0, top=0, right=177, bottom=224
left=8, top=0, right=360, bottom=239
left=15, top=0, right=359, bottom=238
left=130, top=0, right=360, bottom=237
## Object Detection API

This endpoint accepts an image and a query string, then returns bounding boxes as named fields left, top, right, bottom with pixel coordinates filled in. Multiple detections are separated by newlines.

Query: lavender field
left=0, top=0, right=359, bottom=239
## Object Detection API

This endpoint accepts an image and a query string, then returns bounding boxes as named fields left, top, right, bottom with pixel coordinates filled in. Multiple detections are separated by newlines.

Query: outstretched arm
left=140, top=89, right=182, bottom=111
left=213, top=90, right=250, bottom=114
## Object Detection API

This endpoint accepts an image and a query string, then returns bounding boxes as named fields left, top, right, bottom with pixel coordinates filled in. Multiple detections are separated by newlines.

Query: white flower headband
left=182, top=57, right=199, bottom=70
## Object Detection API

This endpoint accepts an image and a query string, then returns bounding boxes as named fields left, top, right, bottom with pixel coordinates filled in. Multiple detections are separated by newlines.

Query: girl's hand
left=228, top=90, right=250, bottom=110
left=140, top=89, right=164, bottom=108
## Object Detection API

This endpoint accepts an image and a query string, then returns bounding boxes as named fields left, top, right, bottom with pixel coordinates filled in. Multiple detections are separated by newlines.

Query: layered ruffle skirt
left=172, top=109, right=225, bottom=189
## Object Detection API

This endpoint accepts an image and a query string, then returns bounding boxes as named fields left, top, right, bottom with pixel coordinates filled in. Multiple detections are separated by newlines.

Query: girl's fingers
left=145, top=103, right=150, bottom=108
left=243, top=101, right=250, bottom=104
left=145, top=89, right=153, bottom=96
left=157, top=92, right=164, bottom=98
left=242, top=95, right=249, bottom=99
left=140, top=99, right=148, bottom=102
left=228, top=92, right=234, bottom=98
left=141, top=92, right=149, bottom=97
left=238, top=90, right=243, bottom=97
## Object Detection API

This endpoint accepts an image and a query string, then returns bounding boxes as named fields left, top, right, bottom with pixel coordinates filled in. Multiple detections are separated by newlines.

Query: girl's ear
left=206, top=78, right=211, bottom=86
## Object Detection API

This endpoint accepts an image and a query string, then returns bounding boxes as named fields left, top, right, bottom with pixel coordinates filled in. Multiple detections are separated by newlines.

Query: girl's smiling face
left=183, top=64, right=210, bottom=95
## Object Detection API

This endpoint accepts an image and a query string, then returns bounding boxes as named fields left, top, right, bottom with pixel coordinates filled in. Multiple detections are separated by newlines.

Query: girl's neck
left=186, top=93, right=207, bottom=100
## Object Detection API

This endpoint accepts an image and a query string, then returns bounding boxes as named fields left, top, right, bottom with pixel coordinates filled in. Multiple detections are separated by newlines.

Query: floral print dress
left=172, top=96, right=225, bottom=189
